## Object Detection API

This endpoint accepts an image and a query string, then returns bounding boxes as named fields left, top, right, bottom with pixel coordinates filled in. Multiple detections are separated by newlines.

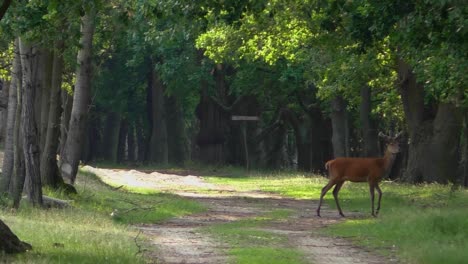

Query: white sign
left=231, top=116, right=260, bottom=121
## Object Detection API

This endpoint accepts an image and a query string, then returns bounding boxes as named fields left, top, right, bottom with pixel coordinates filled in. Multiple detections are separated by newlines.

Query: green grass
left=1, top=169, right=205, bottom=263
left=205, top=171, right=468, bottom=264
left=204, top=209, right=306, bottom=264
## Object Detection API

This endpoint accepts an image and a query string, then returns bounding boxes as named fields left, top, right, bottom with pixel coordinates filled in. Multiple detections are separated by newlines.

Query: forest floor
left=86, top=166, right=398, bottom=264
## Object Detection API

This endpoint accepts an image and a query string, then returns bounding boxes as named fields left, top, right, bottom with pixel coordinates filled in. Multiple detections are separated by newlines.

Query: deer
left=316, top=131, right=402, bottom=217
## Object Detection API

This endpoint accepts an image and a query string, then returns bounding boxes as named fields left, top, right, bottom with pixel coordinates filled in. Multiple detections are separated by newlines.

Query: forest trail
left=86, top=166, right=398, bottom=264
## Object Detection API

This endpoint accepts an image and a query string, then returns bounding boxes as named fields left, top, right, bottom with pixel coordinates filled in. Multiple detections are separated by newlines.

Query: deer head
left=379, top=131, right=402, bottom=154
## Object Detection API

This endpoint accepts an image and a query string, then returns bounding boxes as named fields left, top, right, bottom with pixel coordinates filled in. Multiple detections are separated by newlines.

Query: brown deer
left=316, top=132, right=402, bottom=217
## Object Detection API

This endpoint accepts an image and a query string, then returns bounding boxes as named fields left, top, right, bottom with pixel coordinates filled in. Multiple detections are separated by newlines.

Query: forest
left=0, top=0, right=467, bottom=262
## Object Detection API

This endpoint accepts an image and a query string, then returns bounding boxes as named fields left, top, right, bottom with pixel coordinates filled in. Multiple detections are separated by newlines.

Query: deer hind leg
left=316, top=181, right=335, bottom=217
left=369, top=182, right=376, bottom=217
left=375, top=183, right=382, bottom=215
left=332, top=181, right=345, bottom=217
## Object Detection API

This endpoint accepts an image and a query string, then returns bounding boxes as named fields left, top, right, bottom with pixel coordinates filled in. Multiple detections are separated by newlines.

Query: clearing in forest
left=85, top=166, right=398, bottom=264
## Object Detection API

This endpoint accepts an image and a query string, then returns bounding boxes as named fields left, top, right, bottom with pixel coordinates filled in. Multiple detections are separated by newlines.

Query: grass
left=204, top=209, right=306, bottom=264
left=205, top=170, right=468, bottom=264
left=1, top=169, right=205, bottom=263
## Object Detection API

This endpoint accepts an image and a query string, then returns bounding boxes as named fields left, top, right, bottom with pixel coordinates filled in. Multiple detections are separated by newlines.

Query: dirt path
left=86, top=166, right=398, bottom=264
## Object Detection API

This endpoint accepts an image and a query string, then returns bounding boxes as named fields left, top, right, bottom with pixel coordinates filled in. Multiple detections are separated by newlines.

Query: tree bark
left=127, top=122, right=136, bottom=162
left=101, top=111, right=121, bottom=163
left=40, top=41, right=65, bottom=187
left=195, top=64, right=230, bottom=164
left=0, top=40, right=20, bottom=194
left=9, top=56, right=25, bottom=208
left=59, top=10, right=95, bottom=184
left=360, top=85, right=380, bottom=157
left=165, top=96, right=188, bottom=165
left=0, top=219, right=32, bottom=254
left=148, top=63, right=168, bottom=164
left=19, top=38, right=43, bottom=206
left=117, top=118, right=128, bottom=163
left=330, top=95, right=349, bottom=158
left=59, top=89, right=72, bottom=154
left=398, top=59, right=463, bottom=183
left=38, top=49, right=53, bottom=152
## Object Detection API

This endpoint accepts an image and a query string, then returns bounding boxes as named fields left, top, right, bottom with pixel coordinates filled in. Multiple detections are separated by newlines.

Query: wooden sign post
left=231, top=116, right=260, bottom=170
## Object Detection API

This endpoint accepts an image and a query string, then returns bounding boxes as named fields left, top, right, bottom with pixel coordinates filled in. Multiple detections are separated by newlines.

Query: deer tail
left=325, top=160, right=333, bottom=171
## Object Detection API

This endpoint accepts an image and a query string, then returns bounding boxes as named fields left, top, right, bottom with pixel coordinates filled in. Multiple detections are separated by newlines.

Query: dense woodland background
left=0, top=0, right=466, bottom=213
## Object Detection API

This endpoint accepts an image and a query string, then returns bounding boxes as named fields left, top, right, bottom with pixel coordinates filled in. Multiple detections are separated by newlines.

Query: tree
left=60, top=8, right=96, bottom=184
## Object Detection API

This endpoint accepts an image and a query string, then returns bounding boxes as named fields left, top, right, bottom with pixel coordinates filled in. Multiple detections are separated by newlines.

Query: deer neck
left=383, top=150, right=397, bottom=172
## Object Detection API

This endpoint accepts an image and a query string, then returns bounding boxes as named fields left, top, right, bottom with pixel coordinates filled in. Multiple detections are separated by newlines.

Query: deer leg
left=332, top=181, right=345, bottom=217
left=369, top=182, right=376, bottom=217
left=316, top=182, right=335, bottom=217
left=375, top=183, right=382, bottom=215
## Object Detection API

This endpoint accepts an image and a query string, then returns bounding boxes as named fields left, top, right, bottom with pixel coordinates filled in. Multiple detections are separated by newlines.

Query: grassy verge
left=206, top=171, right=468, bottom=264
left=1, top=169, right=205, bottom=263
left=204, top=209, right=306, bottom=264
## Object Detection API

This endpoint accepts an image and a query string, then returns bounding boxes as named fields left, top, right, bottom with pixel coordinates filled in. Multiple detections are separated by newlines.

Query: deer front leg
left=369, top=182, right=376, bottom=217
left=317, top=182, right=335, bottom=217
left=332, top=181, right=345, bottom=217
left=375, top=183, right=382, bottom=215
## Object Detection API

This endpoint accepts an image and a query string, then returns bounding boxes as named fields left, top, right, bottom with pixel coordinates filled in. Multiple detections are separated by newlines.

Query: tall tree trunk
left=38, top=49, right=53, bottom=151
left=59, top=10, right=95, bottom=184
left=0, top=41, right=20, bottom=194
left=195, top=64, right=229, bottom=164
left=9, top=56, right=25, bottom=208
left=117, top=118, right=128, bottom=163
left=398, top=59, right=463, bottom=183
left=148, top=63, right=168, bottom=164
left=360, top=86, right=379, bottom=157
left=330, top=96, right=349, bottom=158
left=0, top=219, right=32, bottom=254
left=136, top=119, right=147, bottom=162
left=0, top=80, right=8, bottom=144
left=166, top=96, right=187, bottom=165
left=19, top=38, right=43, bottom=206
left=59, top=89, right=73, bottom=154
left=127, top=122, right=136, bottom=162
left=40, top=42, right=64, bottom=187
left=101, top=112, right=121, bottom=163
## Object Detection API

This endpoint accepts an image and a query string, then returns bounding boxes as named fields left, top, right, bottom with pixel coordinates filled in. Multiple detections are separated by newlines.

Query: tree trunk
left=136, top=118, right=148, bottom=162
left=101, top=111, right=121, bottom=163
left=0, top=219, right=32, bottom=254
left=117, top=118, right=128, bottom=163
left=127, top=122, right=136, bottom=162
left=38, top=49, right=53, bottom=151
left=40, top=42, right=64, bottom=188
left=19, top=38, right=43, bottom=206
left=165, top=96, right=188, bottom=165
left=0, top=80, right=8, bottom=144
left=330, top=95, right=349, bottom=158
left=398, top=59, right=463, bottom=183
left=59, top=10, right=95, bottom=184
left=59, top=89, right=72, bottom=154
left=9, top=58, right=25, bottom=208
left=360, top=85, right=379, bottom=157
left=0, top=40, right=20, bottom=194
left=148, top=63, right=168, bottom=164
left=195, top=64, right=229, bottom=164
